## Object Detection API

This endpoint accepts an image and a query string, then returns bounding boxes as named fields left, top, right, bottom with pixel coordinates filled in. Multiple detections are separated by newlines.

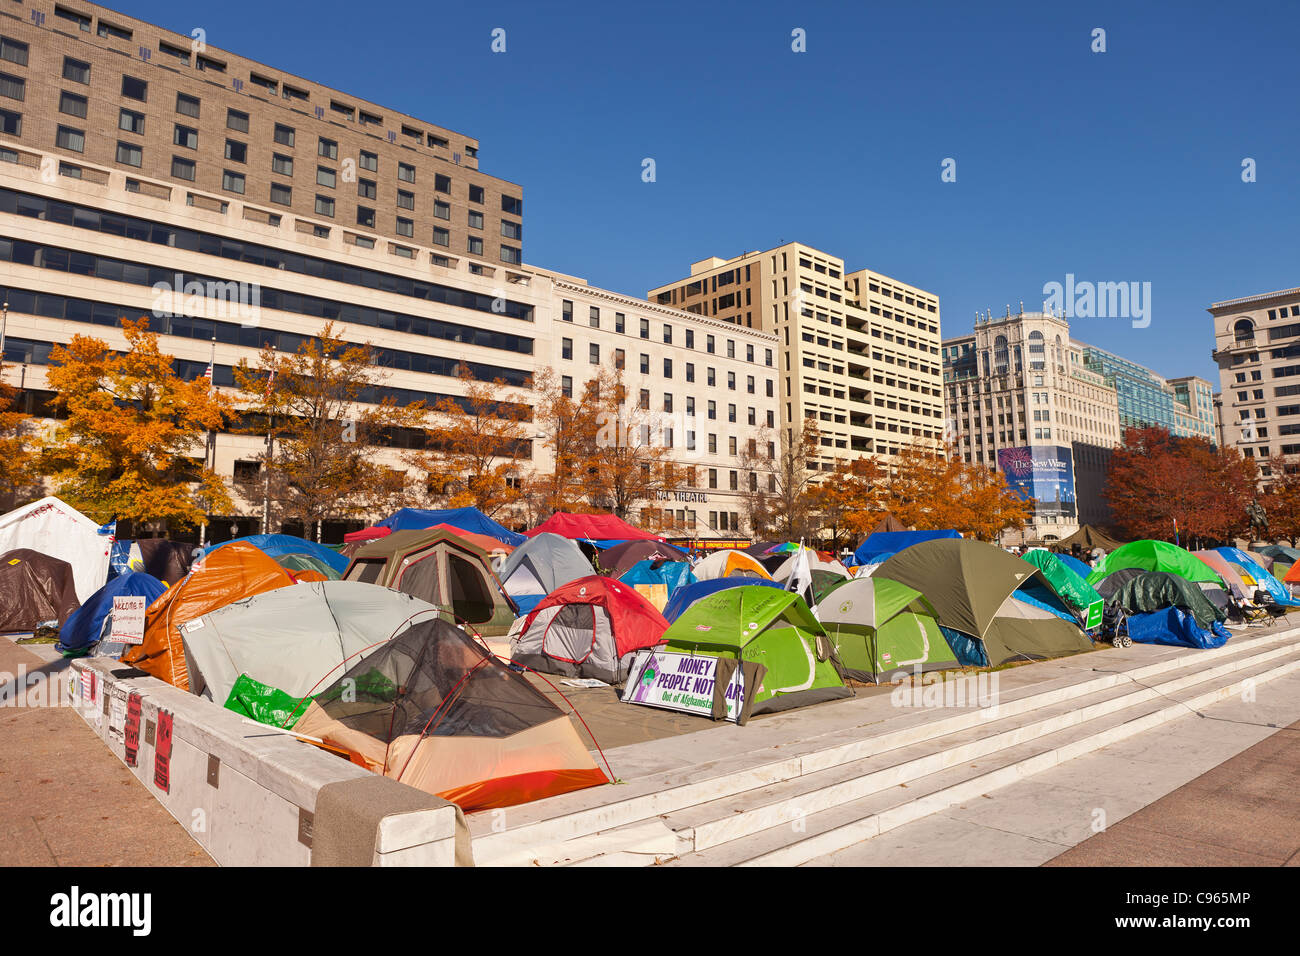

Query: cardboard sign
left=1085, top=598, right=1104, bottom=630
left=622, top=649, right=747, bottom=722
left=124, top=693, right=142, bottom=768
left=108, top=688, right=127, bottom=745
left=109, top=596, right=147, bottom=645
left=153, top=710, right=173, bottom=793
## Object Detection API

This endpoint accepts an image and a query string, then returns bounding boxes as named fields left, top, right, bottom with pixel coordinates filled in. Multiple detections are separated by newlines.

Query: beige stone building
left=647, top=243, right=944, bottom=471
left=1210, top=286, right=1300, bottom=464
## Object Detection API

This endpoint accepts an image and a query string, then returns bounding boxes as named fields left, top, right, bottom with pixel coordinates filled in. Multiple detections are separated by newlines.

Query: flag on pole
left=203, top=362, right=213, bottom=381
left=264, top=366, right=276, bottom=399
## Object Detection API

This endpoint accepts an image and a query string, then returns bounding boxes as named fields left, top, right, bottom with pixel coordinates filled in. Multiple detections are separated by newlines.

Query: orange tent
left=121, top=541, right=318, bottom=690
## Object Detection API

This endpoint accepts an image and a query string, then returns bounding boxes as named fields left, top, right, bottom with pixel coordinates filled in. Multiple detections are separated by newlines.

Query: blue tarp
left=1057, top=553, right=1095, bottom=580
left=1215, top=547, right=1300, bottom=606
left=377, top=507, right=526, bottom=547
left=620, top=559, right=697, bottom=596
left=1012, top=584, right=1080, bottom=624
left=198, top=534, right=349, bottom=574
left=854, top=529, right=961, bottom=566
left=57, top=571, right=167, bottom=655
left=939, top=624, right=987, bottom=667
left=108, top=539, right=133, bottom=580
left=1126, top=606, right=1231, bottom=650
left=662, top=577, right=784, bottom=623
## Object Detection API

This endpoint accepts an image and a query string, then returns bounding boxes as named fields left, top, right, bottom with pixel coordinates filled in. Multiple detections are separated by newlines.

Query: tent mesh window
left=315, top=620, right=560, bottom=740
left=447, top=552, right=493, bottom=624
left=397, top=548, right=443, bottom=604
left=348, top=558, right=385, bottom=585
left=542, top=603, right=597, bottom=664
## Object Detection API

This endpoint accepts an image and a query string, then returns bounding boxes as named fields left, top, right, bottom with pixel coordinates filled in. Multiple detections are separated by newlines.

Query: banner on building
left=997, top=445, right=1077, bottom=519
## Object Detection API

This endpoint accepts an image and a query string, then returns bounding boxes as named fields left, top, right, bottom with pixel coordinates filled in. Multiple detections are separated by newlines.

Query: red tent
left=343, top=526, right=392, bottom=544
left=527, top=512, right=665, bottom=542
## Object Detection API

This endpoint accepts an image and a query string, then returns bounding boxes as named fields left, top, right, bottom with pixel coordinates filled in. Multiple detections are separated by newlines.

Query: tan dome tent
left=343, top=528, right=514, bottom=637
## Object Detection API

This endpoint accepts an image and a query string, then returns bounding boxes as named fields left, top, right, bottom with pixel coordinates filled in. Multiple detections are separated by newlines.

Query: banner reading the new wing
left=997, top=445, right=1077, bottom=519
left=621, top=649, right=747, bottom=721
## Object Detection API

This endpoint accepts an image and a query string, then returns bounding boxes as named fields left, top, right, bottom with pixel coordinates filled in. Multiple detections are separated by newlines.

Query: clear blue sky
left=122, top=0, right=1299, bottom=383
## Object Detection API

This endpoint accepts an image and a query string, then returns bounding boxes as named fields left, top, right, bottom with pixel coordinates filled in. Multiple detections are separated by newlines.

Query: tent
left=1244, top=549, right=1276, bottom=573
left=498, top=532, right=593, bottom=615
left=342, top=529, right=514, bottom=636
left=56, top=571, right=167, bottom=656
left=816, top=576, right=955, bottom=683
left=199, top=533, right=349, bottom=575
left=1087, top=540, right=1224, bottom=588
left=120, top=542, right=318, bottom=690
left=1214, top=547, right=1300, bottom=606
left=693, top=549, right=773, bottom=581
left=526, top=511, right=665, bottom=544
left=661, top=577, right=785, bottom=624
left=512, top=576, right=669, bottom=683
left=0, top=549, right=81, bottom=632
left=1193, top=550, right=1255, bottom=596
left=1052, top=524, right=1126, bottom=554
left=595, top=539, right=689, bottom=576
left=619, top=559, right=697, bottom=611
left=658, top=586, right=851, bottom=720
left=866, top=514, right=909, bottom=536
left=877, top=540, right=1095, bottom=667
left=110, top=539, right=194, bottom=585
left=1020, top=549, right=1104, bottom=620
left=292, top=619, right=609, bottom=811
left=854, top=529, right=961, bottom=567
left=178, top=581, right=444, bottom=706
left=1057, top=553, right=1095, bottom=580
left=772, top=551, right=849, bottom=584
left=0, top=496, right=110, bottom=602
left=1103, top=570, right=1227, bottom=629
left=1259, top=544, right=1300, bottom=564
left=272, top=552, right=342, bottom=580
left=377, top=507, right=525, bottom=547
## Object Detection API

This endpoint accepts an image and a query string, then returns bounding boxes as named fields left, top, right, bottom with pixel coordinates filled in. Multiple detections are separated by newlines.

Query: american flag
left=203, top=362, right=213, bottom=381
left=264, top=367, right=276, bottom=399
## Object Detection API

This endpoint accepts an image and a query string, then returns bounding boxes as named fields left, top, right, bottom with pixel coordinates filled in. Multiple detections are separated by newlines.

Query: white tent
left=0, top=496, right=111, bottom=602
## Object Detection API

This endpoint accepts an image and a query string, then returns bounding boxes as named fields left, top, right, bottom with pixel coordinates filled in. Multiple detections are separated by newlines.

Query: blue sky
left=122, top=0, right=1299, bottom=383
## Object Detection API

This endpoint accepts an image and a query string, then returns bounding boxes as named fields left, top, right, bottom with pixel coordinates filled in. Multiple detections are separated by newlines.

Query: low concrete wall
left=69, top=658, right=466, bottom=866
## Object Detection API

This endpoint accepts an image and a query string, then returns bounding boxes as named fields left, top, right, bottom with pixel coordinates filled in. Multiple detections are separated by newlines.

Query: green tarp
left=1021, top=549, right=1104, bottom=615
left=1086, top=540, right=1224, bottom=588
left=1106, top=571, right=1227, bottom=629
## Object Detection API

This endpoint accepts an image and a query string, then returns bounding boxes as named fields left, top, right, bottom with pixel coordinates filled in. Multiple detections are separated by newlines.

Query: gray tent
left=178, top=580, right=443, bottom=705
left=499, top=533, right=592, bottom=607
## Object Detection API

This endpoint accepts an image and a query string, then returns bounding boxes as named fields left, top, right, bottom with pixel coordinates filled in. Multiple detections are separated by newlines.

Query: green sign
left=1085, top=598, right=1104, bottom=630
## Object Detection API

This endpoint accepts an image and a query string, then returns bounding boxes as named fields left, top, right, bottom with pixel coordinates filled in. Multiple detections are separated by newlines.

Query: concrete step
left=667, top=647, right=1300, bottom=867
left=468, top=628, right=1299, bottom=865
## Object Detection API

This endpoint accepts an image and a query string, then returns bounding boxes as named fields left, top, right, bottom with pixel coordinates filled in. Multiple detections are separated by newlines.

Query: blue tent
left=377, top=507, right=525, bottom=547
left=619, top=559, right=697, bottom=597
left=56, top=571, right=167, bottom=656
left=662, top=576, right=784, bottom=623
left=198, top=534, right=348, bottom=574
left=1057, top=553, right=1095, bottom=580
left=854, top=529, right=961, bottom=566
left=1127, top=606, right=1231, bottom=650
left=1215, top=547, right=1300, bottom=606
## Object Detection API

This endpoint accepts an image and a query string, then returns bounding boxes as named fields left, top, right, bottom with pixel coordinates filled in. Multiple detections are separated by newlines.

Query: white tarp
left=0, top=496, right=111, bottom=602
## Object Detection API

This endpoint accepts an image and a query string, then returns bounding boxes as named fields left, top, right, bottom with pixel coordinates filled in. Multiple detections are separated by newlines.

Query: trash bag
left=223, top=673, right=313, bottom=729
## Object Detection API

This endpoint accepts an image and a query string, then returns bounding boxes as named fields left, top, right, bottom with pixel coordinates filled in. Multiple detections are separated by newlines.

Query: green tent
left=877, top=540, right=1095, bottom=667
left=1086, top=540, right=1224, bottom=588
left=816, top=576, right=956, bottom=683
left=1021, top=549, right=1104, bottom=620
left=661, top=585, right=851, bottom=721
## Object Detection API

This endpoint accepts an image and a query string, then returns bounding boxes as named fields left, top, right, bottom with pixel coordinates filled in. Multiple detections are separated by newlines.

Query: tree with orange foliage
left=39, top=317, right=233, bottom=529
left=0, top=362, right=39, bottom=511
left=1259, top=454, right=1300, bottom=545
left=581, top=369, right=669, bottom=521
left=740, top=419, right=823, bottom=541
left=412, top=366, right=530, bottom=518
left=530, top=367, right=598, bottom=516
left=1105, top=427, right=1257, bottom=547
left=809, top=455, right=886, bottom=550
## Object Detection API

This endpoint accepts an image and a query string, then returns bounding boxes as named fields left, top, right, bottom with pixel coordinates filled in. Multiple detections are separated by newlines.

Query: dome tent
left=498, top=532, right=593, bottom=614
left=56, top=571, right=167, bottom=656
left=661, top=577, right=786, bottom=623
left=1086, top=540, right=1223, bottom=589
left=816, top=576, right=956, bottom=683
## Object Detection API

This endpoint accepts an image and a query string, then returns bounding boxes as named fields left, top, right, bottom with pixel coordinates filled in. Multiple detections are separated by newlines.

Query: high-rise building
left=647, top=243, right=945, bottom=471
left=1080, top=347, right=1217, bottom=444
left=1210, top=286, right=1300, bottom=463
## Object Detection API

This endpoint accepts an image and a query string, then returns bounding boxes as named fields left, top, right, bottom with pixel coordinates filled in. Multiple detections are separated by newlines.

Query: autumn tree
left=233, top=323, right=424, bottom=540
left=38, top=317, right=233, bottom=530
left=1105, top=427, right=1258, bottom=547
left=740, top=419, right=823, bottom=541
left=0, top=363, right=40, bottom=511
left=1259, top=454, right=1300, bottom=544
left=530, top=367, right=598, bottom=515
left=579, top=369, right=671, bottom=521
left=808, top=455, right=887, bottom=550
left=411, top=366, right=530, bottom=518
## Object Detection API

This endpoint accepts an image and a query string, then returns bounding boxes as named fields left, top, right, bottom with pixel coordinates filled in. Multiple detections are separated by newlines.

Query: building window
left=225, top=140, right=247, bottom=163
left=561, top=338, right=573, bottom=360
left=664, top=358, right=673, bottom=377
left=158, top=41, right=189, bottom=65
left=55, top=125, right=84, bottom=152
left=640, top=354, right=650, bottom=374
left=433, top=200, right=450, bottom=220
left=227, top=108, right=249, bottom=133
left=318, top=137, right=338, bottom=160
left=357, top=179, right=376, bottom=200
left=0, top=37, right=29, bottom=67
left=61, top=91, right=89, bottom=119
left=562, top=300, right=573, bottom=322
left=469, top=185, right=484, bottom=204
left=467, top=236, right=484, bottom=256
left=397, top=190, right=415, bottom=210
left=274, top=124, right=295, bottom=147
left=114, top=141, right=142, bottom=167
left=0, top=72, right=23, bottom=102
left=315, top=195, right=335, bottom=217
left=270, top=183, right=292, bottom=205
left=686, top=363, right=695, bottom=383
left=396, top=217, right=414, bottom=237
left=119, top=75, right=149, bottom=103
left=63, top=58, right=90, bottom=85
left=685, top=329, right=695, bottom=349
left=118, top=108, right=144, bottom=134
left=500, top=245, right=521, bottom=265
left=359, top=150, right=378, bottom=172
left=561, top=376, right=573, bottom=398
left=171, top=156, right=195, bottom=181
left=640, top=318, right=650, bottom=339
left=356, top=206, right=375, bottom=228
left=589, top=306, right=600, bottom=328
left=433, top=227, right=449, bottom=247
left=222, top=170, right=246, bottom=194
left=175, top=93, right=200, bottom=118
left=663, top=324, right=673, bottom=344
left=272, top=154, right=294, bottom=176
left=590, top=343, right=600, bottom=364
left=398, top=162, right=415, bottom=183
left=98, top=20, right=132, bottom=40
left=468, top=210, right=484, bottom=229
left=502, top=195, right=522, bottom=215
left=435, top=174, right=451, bottom=193
left=614, top=349, right=625, bottom=370
left=615, top=313, right=625, bottom=334
left=501, top=220, right=522, bottom=240
left=173, top=125, right=198, bottom=150
left=317, top=166, right=337, bottom=188
left=55, top=6, right=92, bottom=30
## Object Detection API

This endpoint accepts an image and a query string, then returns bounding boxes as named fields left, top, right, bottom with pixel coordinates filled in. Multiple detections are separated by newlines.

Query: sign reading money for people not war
left=621, top=649, right=747, bottom=722
left=110, top=596, right=147, bottom=645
